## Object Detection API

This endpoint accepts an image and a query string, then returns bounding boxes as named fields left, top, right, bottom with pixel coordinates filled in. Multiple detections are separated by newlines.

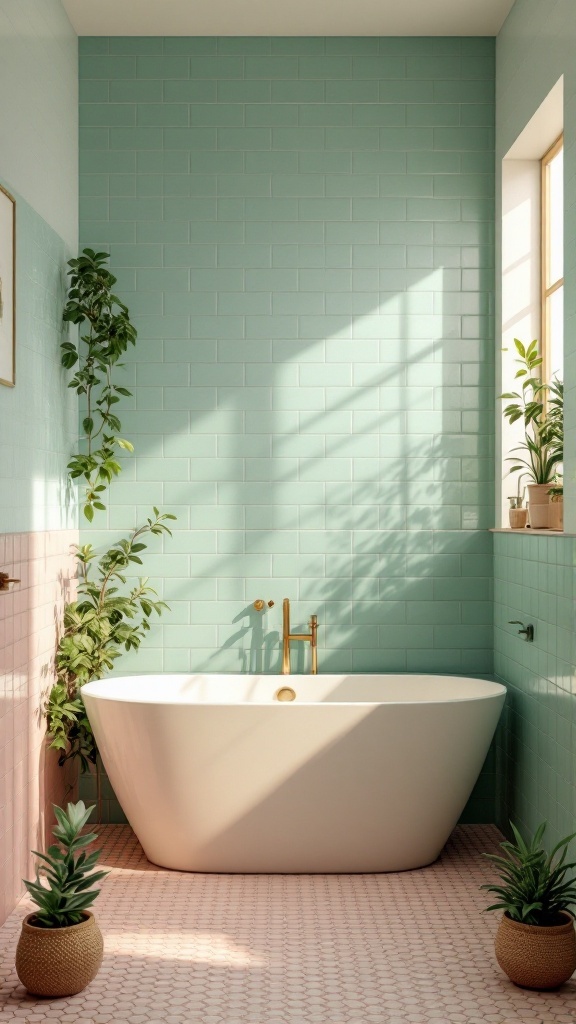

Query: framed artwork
left=0, top=184, right=15, bottom=387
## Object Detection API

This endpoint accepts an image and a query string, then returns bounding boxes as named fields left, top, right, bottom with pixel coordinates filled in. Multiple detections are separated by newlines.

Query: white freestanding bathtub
left=82, top=674, right=505, bottom=873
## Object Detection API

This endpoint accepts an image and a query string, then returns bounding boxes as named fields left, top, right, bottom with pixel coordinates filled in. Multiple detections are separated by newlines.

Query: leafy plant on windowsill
left=481, top=822, right=576, bottom=927
left=23, top=802, right=108, bottom=928
left=500, top=339, right=563, bottom=485
left=62, top=248, right=136, bottom=523
left=47, top=248, right=177, bottom=773
left=47, top=509, right=175, bottom=770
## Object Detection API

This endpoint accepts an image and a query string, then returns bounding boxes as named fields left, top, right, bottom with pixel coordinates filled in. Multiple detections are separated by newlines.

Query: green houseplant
left=16, top=801, right=107, bottom=997
left=548, top=484, right=564, bottom=531
left=500, top=339, right=563, bottom=529
left=62, top=248, right=136, bottom=523
left=48, top=248, right=176, bottom=782
left=482, top=822, right=576, bottom=989
left=47, top=509, right=175, bottom=771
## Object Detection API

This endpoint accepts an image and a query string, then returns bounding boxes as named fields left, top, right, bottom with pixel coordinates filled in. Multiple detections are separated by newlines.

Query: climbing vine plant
left=47, top=249, right=175, bottom=772
left=61, top=248, right=136, bottom=522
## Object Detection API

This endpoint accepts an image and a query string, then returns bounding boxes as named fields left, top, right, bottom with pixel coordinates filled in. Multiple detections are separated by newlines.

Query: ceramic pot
left=527, top=484, right=550, bottom=529
left=549, top=496, right=563, bottom=531
left=509, top=507, right=528, bottom=529
left=15, top=911, right=103, bottom=997
left=495, top=911, right=576, bottom=990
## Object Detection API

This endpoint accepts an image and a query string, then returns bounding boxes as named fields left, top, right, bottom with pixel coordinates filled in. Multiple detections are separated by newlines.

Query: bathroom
left=1, top=0, right=576, bottom=1017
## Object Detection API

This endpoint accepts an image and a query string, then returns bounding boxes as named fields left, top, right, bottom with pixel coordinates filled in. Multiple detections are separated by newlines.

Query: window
left=541, top=134, right=564, bottom=381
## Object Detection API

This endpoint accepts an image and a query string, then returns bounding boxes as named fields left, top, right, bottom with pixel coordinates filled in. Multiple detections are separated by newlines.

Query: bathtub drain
left=275, top=686, right=296, bottom=702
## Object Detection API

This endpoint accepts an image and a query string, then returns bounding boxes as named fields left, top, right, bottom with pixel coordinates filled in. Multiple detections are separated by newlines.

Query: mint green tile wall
left=494, top=533, right=575, bottom=849
left=0, top=188, right=77, bottom=533
left=495, top=0, right=576, bottom=848
left=0, top=0, right=78, bottom=533
left=79, top=36, right=496, bottom=822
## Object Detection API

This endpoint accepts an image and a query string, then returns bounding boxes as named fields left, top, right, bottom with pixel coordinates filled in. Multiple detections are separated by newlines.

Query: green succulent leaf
left=482, top=821, right=576, bottom=926
left=22, top=801, right=109, bottom=929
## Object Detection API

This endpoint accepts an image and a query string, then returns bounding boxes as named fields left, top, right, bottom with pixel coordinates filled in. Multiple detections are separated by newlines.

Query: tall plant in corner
left=47, top=249, right=175, bottom=775
left=61, top=249, right=136, bottom=522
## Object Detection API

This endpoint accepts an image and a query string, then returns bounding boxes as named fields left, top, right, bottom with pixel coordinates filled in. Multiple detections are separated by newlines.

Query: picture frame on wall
left=0, top=184, right=15, bottom=387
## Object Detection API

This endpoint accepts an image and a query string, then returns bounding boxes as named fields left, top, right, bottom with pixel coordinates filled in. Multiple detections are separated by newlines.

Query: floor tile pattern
left=1, top=824, right=575, bottom=1023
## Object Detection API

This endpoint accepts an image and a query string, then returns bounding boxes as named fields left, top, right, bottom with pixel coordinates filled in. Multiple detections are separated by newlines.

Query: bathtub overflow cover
left=275, top=686, right=296, bottom=702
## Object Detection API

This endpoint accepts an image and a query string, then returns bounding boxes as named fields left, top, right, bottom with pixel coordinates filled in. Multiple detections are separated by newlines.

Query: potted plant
left=507, top=474, right=528, bottom=529
left=481, top=821, right=576, bottom=990
left=16, top=801, right=108, bottom=997
left=500, top=340, right=563, bottom=529
left=548, top=484, right=564, bottom=531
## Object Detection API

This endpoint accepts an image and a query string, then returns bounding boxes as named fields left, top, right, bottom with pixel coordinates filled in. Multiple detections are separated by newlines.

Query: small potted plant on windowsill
left=507, top=474, right=528, bottom=529
left=500, top=340, right=563, bottom=530
left=481, top=821, right=576, bottom=990
left=15, top=801, right=108, bottom=998
left=548, top=484, right=564, bottom=531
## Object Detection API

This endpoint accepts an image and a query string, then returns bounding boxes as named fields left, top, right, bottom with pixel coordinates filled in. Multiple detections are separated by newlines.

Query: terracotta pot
left=509, top=507, right=528, bottom=529
left=15, top=911, right=103, bottom=997
left=527, top=484, right=550, bottom=529
left=495, top=911, right=576, bottom=990
left=549, top=496, right=563, bottom=531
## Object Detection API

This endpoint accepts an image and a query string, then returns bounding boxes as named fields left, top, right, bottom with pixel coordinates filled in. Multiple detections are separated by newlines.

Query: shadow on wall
left=81, top=270, right=494, bottom=677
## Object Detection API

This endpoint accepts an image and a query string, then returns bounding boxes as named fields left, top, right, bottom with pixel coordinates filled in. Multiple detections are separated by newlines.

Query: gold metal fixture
left=281, top=597, right=318, bottom=675
left=275, top=686, right=296, bottom=702
left=0, top=571, right=21, bottom=592
left=253, top=599, right=275, bottom=611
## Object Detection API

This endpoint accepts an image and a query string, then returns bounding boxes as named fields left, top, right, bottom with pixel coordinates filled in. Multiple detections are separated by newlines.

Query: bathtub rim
left=81, top=672, right=506, bottom=708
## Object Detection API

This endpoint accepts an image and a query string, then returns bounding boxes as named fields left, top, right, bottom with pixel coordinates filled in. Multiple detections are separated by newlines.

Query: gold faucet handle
left=253, top=599, right=275, bottom=611
left=0, top=571, right=21, bottom=591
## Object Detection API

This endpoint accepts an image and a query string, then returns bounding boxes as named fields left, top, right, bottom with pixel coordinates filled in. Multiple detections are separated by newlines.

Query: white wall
left=496, top=0, right=576, bottom=529
left=0, top=0, right=78, bottom=249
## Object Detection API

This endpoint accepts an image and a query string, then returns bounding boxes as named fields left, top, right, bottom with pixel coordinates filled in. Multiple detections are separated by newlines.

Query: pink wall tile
left=0, top=530, right=78, bottom=926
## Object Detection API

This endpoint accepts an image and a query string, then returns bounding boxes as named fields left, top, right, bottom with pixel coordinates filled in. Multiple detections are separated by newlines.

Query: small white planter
left=527, top=484, right=550, bottom=529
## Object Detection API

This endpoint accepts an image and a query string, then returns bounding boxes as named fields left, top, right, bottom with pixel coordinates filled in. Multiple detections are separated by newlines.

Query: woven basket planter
left=495, top=911, right=576, bottom=990
left=15, top=911, right=103, bottom=997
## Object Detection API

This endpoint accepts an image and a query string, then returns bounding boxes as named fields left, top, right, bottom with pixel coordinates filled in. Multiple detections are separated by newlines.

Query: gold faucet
left=281, top=597, right=318, bottom=675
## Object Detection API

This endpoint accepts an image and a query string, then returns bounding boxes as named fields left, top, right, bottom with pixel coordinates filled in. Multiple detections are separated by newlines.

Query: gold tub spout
left=282, top=597, right=318, bottom=675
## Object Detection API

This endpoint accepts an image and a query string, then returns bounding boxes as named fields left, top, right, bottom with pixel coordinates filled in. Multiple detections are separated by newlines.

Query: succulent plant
left=482, top=822, right=576, bottom=926
left=23, top=802, right=108, bottom=928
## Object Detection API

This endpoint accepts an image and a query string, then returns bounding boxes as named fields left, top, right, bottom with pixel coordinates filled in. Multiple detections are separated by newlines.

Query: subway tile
left=217, top=79, right=272, bottom=102
left=353, top=56, right=406, bottom=79
left=299, top=104, right=353, bottom=127
left=245, top=56, right=298, bottom=78
left=81, top=55, right=136, bottom=79
left=138, top=103, right=189, bottom=126
left=114, top=80, right=171, bottom=102
left=189, top=56, right=244, bottom=78
left=164, top=79, right=218, bottom=102
left=271, top=79, right=326, bottom=102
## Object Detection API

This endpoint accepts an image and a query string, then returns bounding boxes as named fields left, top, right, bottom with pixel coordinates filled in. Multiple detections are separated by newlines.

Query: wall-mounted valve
left=253, top=599, right=274, bottom=612
left=508, top=620, right=534, bottom=642
left=0, top=571, right=20, bottom=592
